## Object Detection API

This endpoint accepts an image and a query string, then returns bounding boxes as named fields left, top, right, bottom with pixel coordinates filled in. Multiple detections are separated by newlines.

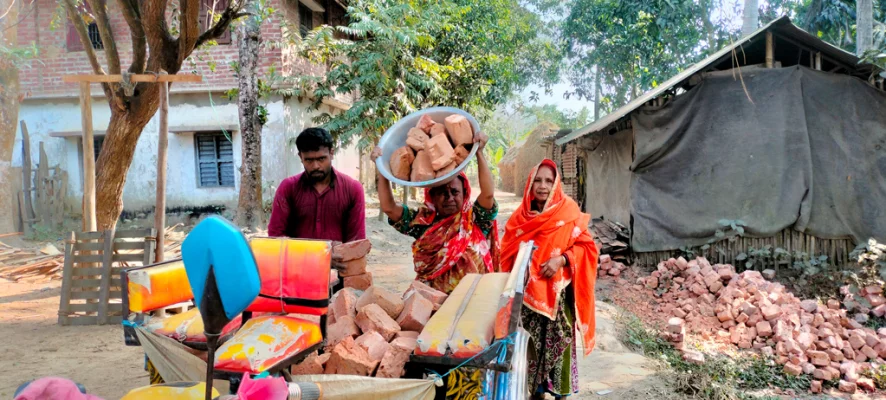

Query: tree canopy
left=286, top=0, right=561, bottom=149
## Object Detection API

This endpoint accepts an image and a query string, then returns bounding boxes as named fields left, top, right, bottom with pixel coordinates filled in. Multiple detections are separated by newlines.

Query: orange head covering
left=500, top=159, right=599, bottom=356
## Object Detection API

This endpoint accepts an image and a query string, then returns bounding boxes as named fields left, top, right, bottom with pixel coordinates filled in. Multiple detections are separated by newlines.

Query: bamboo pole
left=765, top=32, right=774, bottom=68
left=79, top=82, right=97, bottom=232
left=814, top=52, right=822, bottom=70
left=154, top=81, right=169, bottom=262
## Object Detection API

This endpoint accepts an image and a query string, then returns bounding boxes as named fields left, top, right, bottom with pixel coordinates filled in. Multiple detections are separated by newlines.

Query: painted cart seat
left=214, top=315, right=323, bottom=375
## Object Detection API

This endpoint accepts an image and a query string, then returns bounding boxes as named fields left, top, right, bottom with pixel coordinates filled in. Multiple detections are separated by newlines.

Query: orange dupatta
left=500, top=159, right=599, bottom=356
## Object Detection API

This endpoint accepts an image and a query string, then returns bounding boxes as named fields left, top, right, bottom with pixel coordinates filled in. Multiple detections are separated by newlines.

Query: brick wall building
left=12, top=0, right=358, bottom=216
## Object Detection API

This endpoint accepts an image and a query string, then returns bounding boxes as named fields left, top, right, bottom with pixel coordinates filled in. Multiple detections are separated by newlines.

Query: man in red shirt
left=268, top=128, right=366, bottom=243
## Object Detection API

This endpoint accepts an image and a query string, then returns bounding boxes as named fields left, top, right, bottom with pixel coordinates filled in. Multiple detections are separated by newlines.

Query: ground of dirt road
left=0, top=193, right=670, bottom=399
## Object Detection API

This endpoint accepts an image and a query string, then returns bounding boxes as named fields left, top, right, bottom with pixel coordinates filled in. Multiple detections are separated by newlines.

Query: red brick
left=406, top=127, right=430, bottom=151
left=355, top=303, right=401, bottom=341
left=813, top=368, right=834, bottom=381
left=826, top=348, right=845, bottom=362
left=376, top=337, right=417, bottom=378
left=429, top=122, right=446, bottom=137
left=411, top=151, right=435, bottom=182
left=857, top=377, right=876, bottom=392
left=344, top=273, right=373, bottom=291
left=849, top=333, right=867, bottom=349
left=403, top=281, right=448, bottom=305
left=338, top=257, right=368, bottom=277
left=443, top=114, right=473, bottom=148
left=426, top=134, right=455, bottom=171
left=356, top=286, right=405, bottom=320
left=808, top=350, right=830, bottom=366
left=800, top=300, right=819, bottom=313
left=389, top=146, right=415, bottom=180
left=667, top=318, right=685, bottom=334
left=326, top=315, right=360, bottom=349
left=682, top=350, right=705, bottom=365
left=395, top=331, right=420, bottom=340
left=861, top=345, right=878, bottom=360
left=783, top=363, right=803, bottom=376
left=810, top=380, right=822, bottom=393
left=756, top=321, right=773, bottom=337
left=397, top=292, right=434, bottom=332
left=332, top=288, right=360, bottom=320
left=761, top=305, right=782, bottom=321
left=324, top=336, right=379, bottom=376
left=333, top=240, right=372, bottom=262
left=838, top=380, right=857, bottom=393
left=452, top=145, right=470, bottom=166
left=416, top=114, right=435, bottom=134
left=435, top=161, right=457, bottom=178
left=355, top=331, right=392, bottom=363
left=290, top=351, right=324, bottom=375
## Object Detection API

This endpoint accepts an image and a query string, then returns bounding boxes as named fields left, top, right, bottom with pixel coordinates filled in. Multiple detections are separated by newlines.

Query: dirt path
left=0, top=193, right=667, bottom=399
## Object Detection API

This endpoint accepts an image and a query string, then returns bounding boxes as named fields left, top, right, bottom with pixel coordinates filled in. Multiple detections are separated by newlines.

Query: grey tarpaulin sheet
left=630, top=66, right=886, bottom=252
left=585, top=129, right=633, bottom=226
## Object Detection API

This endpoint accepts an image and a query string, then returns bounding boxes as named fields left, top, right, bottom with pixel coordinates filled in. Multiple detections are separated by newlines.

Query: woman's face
left=430, top=179, right=464, bottom=217
left=532, top=165, right=556, bottom=204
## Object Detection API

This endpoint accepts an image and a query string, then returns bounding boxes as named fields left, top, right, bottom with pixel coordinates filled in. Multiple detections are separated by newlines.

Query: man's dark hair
left=296, top=128, right=334, bottom=153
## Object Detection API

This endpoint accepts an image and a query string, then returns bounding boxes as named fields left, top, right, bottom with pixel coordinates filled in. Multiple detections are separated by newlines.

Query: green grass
left=616, top=311, right=813, bottom=400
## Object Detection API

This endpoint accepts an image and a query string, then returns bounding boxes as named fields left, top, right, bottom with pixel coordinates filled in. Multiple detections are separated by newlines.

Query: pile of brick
left=293, top=280, right=448, bottom=379
left=637, top=256, right=885, bottom=394
left=598, top=254, right=627, bottom=278
left=334, top=240, right=374, bottom=291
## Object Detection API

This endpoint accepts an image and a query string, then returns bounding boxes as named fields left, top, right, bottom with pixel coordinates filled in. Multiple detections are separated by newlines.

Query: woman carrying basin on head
left=370, top=130, right=499, bottom=294
left=500, top=159, right=599, bottom=399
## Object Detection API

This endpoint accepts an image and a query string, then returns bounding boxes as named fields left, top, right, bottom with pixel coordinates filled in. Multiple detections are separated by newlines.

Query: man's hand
left=473, top=131, right=489, bottom=151
left=540, top=255, right=566, bottom=279
left=370, top=146, right=383, bottom=162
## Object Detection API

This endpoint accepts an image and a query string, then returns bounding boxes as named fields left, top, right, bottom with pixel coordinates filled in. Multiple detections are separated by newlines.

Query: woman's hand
left=540, top=255, right=567, bottom=279
left=370, top=146, right=383, bottom=162
left=473, top=131, right=489, bottom=151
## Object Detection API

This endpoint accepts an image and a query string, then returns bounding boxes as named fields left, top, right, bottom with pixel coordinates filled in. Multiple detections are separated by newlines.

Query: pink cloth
left=14, top=378, right=103, bottom=400
left=237, top=373, right=289, bottom=400
left=267, top=169, right=366, bottom=243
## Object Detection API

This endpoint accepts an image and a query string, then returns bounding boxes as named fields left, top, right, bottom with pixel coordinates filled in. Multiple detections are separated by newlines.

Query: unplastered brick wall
left=17, top=0, right=290, bottom=98
left=549, top=141, right=580, bottom=201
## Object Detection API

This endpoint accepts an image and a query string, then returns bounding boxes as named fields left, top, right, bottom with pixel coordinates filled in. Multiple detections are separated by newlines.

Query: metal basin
left=376, top=107, right=480, bottom=188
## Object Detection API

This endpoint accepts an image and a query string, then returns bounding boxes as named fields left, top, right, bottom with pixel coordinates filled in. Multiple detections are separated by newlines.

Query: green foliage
left=286, top=0, right=560, bottom=150
left=844, top=238, right=886, bottom=290
left=864, top=362, right=886, bottom=389
left=515, top=103, right=592, bottom=128
left=0, top=43, right=41, bottom=69
left=559, top=0, right=739, bottom=109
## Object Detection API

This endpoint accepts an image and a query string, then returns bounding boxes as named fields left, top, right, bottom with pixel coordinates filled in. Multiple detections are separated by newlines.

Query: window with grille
left=66, top=3, right=105, bottom=51
left=195, top=133, right=235, bottom=187
left=299, top=3, right=313, bottom=38
left=200, top=0, right=232, bottom=45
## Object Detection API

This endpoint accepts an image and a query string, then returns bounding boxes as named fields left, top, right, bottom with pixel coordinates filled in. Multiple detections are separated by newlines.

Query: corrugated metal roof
left=556, top=17, right=876, bottom=146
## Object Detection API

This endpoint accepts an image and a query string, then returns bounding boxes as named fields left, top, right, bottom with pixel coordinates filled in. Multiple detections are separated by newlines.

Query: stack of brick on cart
left=623, top=255, right=886, bottom=394
left=293, top=238, right=447, bottom=379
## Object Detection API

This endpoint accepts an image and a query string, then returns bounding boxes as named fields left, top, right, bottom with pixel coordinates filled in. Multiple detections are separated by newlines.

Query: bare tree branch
left=116, top=0, right=146, bottom=73
left=178, top=0, right=200, bottom=65
left=85, top=0, right=120, bottom=75
left=141, top=0, right=179, bottom=74
left=194, top=5, right=247, bottom=49
left=62, top=0, right=116, bottom=101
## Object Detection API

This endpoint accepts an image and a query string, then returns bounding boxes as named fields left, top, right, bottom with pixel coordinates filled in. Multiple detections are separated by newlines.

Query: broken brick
left=325, top=336, right=379, bottom=376
left=395, top=331, right=420, bottom=340
left=406, top=127, right=430, bottom=151
left=783, top=363, right=803, bottom=376
left=396, top=291, right=434, bottom=332
left=429, top=123, right=446, bottom=137
left=452, top=145, right=470, bottom=166
left=326, top=315, right=361, bottom=349
left=682, top=350, right=705, bottom=365
left=291, top=352, right=324, bottom=375
left=404, top=281, right=448, bottom=305
left=761, top=305, right=782, bottom=321
left=813, top=368, right=834, bottom=381
left=426, top=134, right=455, bottom=171
left=838, top=380, right=857, bottom=394
left=389, top=146, right=414, bottom=181
left=416, top=114, right=435, bottom=134
left=808, top=350, right=830, bottom=366
left=338, top=257, right=368, bottom=277
left=376, top=337, right=418, bottom=378
left=443, top=114, right=473, bottom=148
left=411, top=151, right=436, bottom=182
left=355, top=331, right=393, bottom=363
left=332, top=288, right=360, bottom=320
left=355, top=303, right=401, bottom=341
left=344, top=272, right=373, bottom=291
left=333, top=239, right=372, bottom=262
left=356, top=286, right=405, bottom=320
left=810, top=380, right=822, bottom=393
left=800, top=300, right=819, bottom=313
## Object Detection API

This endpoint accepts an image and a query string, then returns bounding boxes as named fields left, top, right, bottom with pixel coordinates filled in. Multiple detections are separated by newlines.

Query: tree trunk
left=593, top=66, right=601, bottom=121
left=0, top=0, right=21, bottom=234
left=235, top=1, right=264, bottom=230
left=742, top=0, right=759, bottom=37
left=857, top=0, right=873, bottom=56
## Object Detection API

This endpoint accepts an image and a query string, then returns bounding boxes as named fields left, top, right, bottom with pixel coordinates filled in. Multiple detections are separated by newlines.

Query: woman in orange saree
left=500, top=159, right=599, bottom=399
